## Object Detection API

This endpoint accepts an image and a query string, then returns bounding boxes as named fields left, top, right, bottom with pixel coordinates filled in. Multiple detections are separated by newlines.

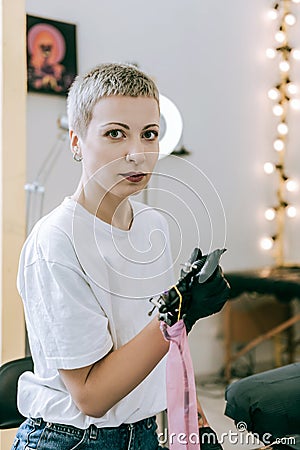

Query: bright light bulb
left=268, top=9, right=278, bottom=20
left=273, top=104, right=284, bottom=116
left=292, top=49, right=300, bottom=60
left=268, top=88, right=280, bottom=100
left=279, top=60, right=290, bottom=72
left=268, top=9, right=279, bottom=20
left=291, top=99, right=300, bottom=110
left=286, top=179, right=298, bottom=192
left=286, top=205, right=297, bottom=218
left=285, top=13, right=296, bottom=26
left=266, top=48, right=277, bottom=59
left=264, top=162, right=275, bottom=174
left=274, top=139, right=285, bottom=151
left=287, top=83, right=298, bottom=95
left=277, top=122, right=288, bottom=135
left=292, top=0, right=300, bottom=3
left=265, top=208, right=276, bottom=221
left=275, top=31, right=286, bottom=43
left=260, top=237, right=274, bottom=250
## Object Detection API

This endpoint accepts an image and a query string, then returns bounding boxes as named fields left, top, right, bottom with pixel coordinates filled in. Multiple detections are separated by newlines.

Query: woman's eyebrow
left=100, top=122, right=159, bottom=130
left=142, top=123, right=160, bottom=130
left=101, top=122, right=130, bottom=129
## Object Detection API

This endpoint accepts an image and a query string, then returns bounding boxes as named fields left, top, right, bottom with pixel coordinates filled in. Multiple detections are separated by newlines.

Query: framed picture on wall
left=26, top=15, right=77, bottom=96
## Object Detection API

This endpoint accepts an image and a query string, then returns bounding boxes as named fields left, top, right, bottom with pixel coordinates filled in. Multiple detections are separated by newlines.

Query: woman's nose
left=125, top=147, right=146, bottom=165
left=125, top=153, right=145, bottom=164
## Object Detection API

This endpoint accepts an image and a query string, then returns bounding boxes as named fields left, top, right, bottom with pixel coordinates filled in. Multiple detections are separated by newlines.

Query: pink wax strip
left=161, top=319, right=200, bottom=449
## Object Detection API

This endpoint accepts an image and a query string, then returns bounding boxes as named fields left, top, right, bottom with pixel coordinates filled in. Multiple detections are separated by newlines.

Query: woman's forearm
left=61, top=316, right=169, bottom=418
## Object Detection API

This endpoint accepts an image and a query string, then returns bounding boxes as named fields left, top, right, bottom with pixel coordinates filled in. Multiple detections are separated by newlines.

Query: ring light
left=159, top=94, right=183, bottom=159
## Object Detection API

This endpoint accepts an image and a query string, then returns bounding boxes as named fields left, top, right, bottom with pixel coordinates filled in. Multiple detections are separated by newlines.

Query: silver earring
left=73, top=146, right=82, bottom=162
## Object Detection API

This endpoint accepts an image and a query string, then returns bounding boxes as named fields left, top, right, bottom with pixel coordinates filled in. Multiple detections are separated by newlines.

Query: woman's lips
left=121, top=172, right=147, bottom=183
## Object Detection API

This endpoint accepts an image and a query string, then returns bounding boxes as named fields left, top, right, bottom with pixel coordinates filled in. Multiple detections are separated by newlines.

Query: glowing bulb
left=291, top=99, right=300, bottom=110
left=266, top=48, right=277, bottom=59
left=277, top=122, right=288, bottom=135
left=273, top=104, right=284, bottom=116
left=292, top=49, right=300, bottom=60
left=286, top=205, right=297, bottom=218
left=287, top=83, right=298, bottom=95
left=268, top=88, right=280, bottom=100
left=268, top=9, right=279, bottom=20
left=273, top=139, right=285, bottom=151
left=275, top=31, right=286, bottom=43
left=292, top=0, right=300, bottom=3
left=260, top=237, right=274, bottom=250
left=285, top=13, right=296, bottom=26
left=264, top=162, right=275, bottom=174
left=265, top=208, right=276, bottom=221
left=279, top=60, right=290, bottom=72
left=286, top=179, right=298, bottom=192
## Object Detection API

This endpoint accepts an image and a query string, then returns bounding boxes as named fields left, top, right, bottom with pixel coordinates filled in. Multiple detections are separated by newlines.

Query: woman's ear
left=69, top=131, right=82, bottom=161
left=69, top=130, right=79, bottom=149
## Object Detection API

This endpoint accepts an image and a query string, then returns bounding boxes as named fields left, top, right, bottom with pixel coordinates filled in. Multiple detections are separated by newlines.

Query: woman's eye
left=106, top=130, right=124, bottom=139
left=143, top=130, right=158, bottom=140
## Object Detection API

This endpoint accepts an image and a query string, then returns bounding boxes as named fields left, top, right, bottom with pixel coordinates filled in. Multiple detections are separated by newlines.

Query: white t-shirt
left=17, top=197, right=175, bottom=429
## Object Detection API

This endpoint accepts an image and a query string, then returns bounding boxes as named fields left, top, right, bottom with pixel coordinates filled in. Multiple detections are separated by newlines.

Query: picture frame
left=26, top=15, right=77, bottom=96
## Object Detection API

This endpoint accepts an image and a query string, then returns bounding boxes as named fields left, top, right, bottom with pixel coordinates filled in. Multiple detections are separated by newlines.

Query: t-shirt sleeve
left=20, top=259, right=113, bottom=370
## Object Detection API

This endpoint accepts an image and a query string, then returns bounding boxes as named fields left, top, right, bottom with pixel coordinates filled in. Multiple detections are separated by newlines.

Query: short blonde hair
left=67, top=62, right=160, bottom=139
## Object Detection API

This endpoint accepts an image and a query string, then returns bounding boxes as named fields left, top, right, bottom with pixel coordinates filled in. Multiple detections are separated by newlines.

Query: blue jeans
left=12, top=416, right=168, bottom=449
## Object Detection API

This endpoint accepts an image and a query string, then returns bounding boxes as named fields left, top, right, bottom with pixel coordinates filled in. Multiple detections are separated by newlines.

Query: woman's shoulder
left=21, top=198, right=79, bottom=266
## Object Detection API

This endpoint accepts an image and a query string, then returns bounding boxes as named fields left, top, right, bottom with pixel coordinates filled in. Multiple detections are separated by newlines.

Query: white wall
left=25, top=0, right=300, bottom=375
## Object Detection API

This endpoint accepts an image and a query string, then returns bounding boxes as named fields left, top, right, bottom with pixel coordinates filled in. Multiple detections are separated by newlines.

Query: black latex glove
left=183, top=266, right=230, bottom=333
left=154, top=248, right=205, bottom=326
left=153, top=247, right=230, bottom=333
left=183, top=249, right=230, bottom=333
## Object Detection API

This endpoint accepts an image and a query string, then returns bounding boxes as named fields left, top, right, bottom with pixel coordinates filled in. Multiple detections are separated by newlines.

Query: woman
left=13, top=62, right=228, bottom=449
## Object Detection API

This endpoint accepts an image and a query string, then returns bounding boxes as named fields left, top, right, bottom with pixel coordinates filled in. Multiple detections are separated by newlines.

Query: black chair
left=225, top=363, right=300, bottom=449
left=0, top=356, right=33, bottom=429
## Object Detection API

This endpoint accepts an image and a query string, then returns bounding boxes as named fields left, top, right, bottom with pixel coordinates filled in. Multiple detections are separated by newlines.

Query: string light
left=268, top=8, right=279, bottom=20
left=284, top=13, right=297, bottom=24
left=286, top=179, right=298, bottom=191
left=286, top=205, right=297, bottom=217
left=260, top=237, right=275, bottom=250
left=266, top=47, right=277, bottom=58
left=277, top=122, right=289, bottom=134
left=279, top=60, right=290, bottom=72
left=269, top=10, right=279, bottom=20
left=272, top=104, right=284, bottom=116
left=291, top=49, right=300, bottom=59
left=262, top=0, right=300, bottom=265
left=268, top=87, right=280, bottom=100
left=264, top=162, right=276, bottom=174
left=290, top=98, right=300, bottom=109
left=265, top=208, right=277, bottom=221
left=286, top=82, right=298, bottom=94
left=275, top=30, right=286, bottom=43
left=273, top=138, right=285, bottom=151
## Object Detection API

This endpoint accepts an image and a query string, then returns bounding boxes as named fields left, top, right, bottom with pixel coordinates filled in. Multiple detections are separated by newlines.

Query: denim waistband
left=28, top=415, right=156, bottom=441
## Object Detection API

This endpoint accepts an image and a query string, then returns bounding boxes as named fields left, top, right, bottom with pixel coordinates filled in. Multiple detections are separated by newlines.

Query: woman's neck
left=72, top=181, right=133, bottom=231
